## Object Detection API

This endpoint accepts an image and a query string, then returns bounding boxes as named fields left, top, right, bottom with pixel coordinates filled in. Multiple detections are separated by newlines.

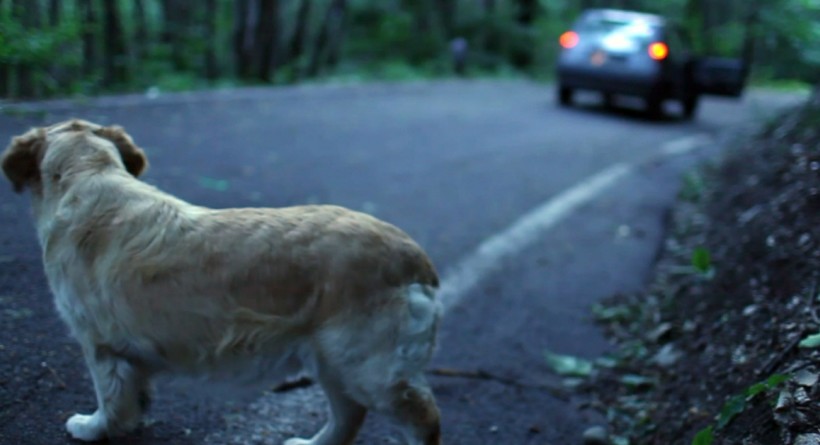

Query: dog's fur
left=1, top=120, right=442, bottom=445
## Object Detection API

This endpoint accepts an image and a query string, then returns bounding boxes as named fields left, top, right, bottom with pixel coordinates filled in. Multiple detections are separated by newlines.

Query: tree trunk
left=288, top=0, right=312, bottom=68
left=203, top=0, right=219, bottom=79
left=700, top=0, right=715, bottom=53
left=79, top=0, right=98, bottom=78
left=48, top=0, right=61, bottom=26
left=233, top=0, right=255, bottom=78
left=161, top=0, right=191, bottom=71
left=481, top=0, right=497, bottom=56
left=103, top=0, right=129, bottom=86
left=13, top=0, right=40, bottom=98
left=0, top=61, right=6, bottom=98
left=308, top=0, right=349, bottom=77
left=511, top=0, right=538, bottom=68
left=435, top=0, right=456, bottom=39
left=325, top=0, right=347, bottom=68
left=134, top=0, right=148, bottom=60
left=0, top=0, right=8, bottom=97
left=408, top=0, right=432, bottom=35
left=740, top=5, right=757, bottom=70
left=254, top=0, right=279, bottom=81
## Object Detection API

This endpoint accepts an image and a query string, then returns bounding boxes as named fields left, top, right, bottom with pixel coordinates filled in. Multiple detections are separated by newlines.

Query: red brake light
left=648, top=42, right=669, bottom=60
left=559, top=31, right=579, bottom=49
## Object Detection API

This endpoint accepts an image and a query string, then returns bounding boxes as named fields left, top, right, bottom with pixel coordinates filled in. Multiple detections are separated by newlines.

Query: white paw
left=283, top=438, right=313, bottom=445
left=66, top=412, right=107, bottom=442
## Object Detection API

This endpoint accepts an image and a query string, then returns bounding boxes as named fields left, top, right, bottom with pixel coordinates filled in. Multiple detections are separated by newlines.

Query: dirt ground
left=583, top=92, right=820, bottom=445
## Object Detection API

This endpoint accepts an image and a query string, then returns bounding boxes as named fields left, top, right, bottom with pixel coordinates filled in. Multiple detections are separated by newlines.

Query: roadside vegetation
left=0, top=0, right=817, bottom=99
left=572, top=91, right=820, bottom=444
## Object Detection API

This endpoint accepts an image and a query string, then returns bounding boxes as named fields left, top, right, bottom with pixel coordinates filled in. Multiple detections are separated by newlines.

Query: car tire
left=602, top=92, right=615, bottom=109
left=644, top=93, right=664, bottom=119
left=681, top=92, right=700, bottom=119
left=558, top=85, right=573, bottom=106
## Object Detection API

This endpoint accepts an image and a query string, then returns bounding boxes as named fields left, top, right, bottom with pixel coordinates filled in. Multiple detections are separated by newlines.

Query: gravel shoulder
left=583, top=92, right=820, bottom=445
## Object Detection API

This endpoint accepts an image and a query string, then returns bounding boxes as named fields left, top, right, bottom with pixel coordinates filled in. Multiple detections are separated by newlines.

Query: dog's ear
left=94, top=125, right=148, bottom=177
left=1, top=128, right=46, bottom=193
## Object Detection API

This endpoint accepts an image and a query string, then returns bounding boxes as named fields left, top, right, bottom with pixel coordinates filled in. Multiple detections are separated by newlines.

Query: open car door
left=695, top=57, right=748, bottom=97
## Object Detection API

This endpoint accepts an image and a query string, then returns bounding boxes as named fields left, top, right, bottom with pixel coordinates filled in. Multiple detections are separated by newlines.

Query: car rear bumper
left=557, top=66, right=661, bottom=97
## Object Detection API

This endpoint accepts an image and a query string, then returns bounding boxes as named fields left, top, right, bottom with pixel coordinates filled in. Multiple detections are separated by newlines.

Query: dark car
left=556, top=8, right=747, bottom=118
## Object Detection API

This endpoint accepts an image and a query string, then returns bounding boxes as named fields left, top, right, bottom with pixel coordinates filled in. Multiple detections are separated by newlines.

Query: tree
left=325, top=0, right=348, bottom=67
left=48, top=0, right=60, bottom=27
left=234, top=0, right=254, bottom=79
left=0, top=0, right=7, bottom=97
left=133, top=0, right=149, bottom=61
left=102, top=0, right=128, bottom=86
left=203, top=0, right=219, bottom=79
left=480, top=0, right=498, bottom=55
left=253, top=0, right=279, bottom=81
left=287, top=0, right=312, bottom=80
left=308, top=0, right=348, bottom=77
left=13, top=0, right=39, bottom=97
left=161, top=0, right=192, bottom=71
left=79, top=0, right=98, bottom=79
left=435, top=0, right=457, bottom=39
left=511, top=0, right=538, bottom=68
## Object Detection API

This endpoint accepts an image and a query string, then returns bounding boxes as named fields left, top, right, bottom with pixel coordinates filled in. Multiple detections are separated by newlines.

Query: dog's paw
left=66, top=412, right=107, bottom=442
left=283, top=438, right=313, bottom=445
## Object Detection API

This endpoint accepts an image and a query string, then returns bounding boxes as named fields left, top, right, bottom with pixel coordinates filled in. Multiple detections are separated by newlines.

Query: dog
left=1, top=119, right=442, bottom=445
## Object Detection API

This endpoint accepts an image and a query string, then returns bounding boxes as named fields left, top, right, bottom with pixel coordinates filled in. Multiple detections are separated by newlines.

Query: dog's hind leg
left=66, top=345, right=151, bottom=441
left=283, top=365, right=366, bottom=445
left=304, top=284, right=442, bottom=445
left=384, top=377, right=441, bottom=445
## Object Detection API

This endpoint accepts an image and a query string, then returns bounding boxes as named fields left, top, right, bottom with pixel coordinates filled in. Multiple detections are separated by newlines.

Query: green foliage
left=751, top=0, right=820, bottom=82
left=0, top=18, right=81, bottom=66
left=692, top=373, right=788, bottom=443
left=680, top=171, right=707, bottom=203
left=691, top=426, right=714, bottom=445
left=691, top=247, right=713, bottom=275
left=1, top=0, right=816, bottom=99
left=716, top=394, right=746, bottom=429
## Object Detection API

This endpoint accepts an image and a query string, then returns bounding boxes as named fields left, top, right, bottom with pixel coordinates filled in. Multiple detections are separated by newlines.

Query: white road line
left=437, top=133, right=712, bottom=311
left=437, top=163, right=631, bottom=310
left=659, top=133, right=712, bottom=156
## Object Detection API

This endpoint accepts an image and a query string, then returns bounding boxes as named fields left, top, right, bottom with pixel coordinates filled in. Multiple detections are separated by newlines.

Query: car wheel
left=602, top=92, right=615, bottom=109
left=681, top=92, right=700, bottom=119
left=644, top=93, right=664, bottom=119
left=558, top=85, right=573, bottom=106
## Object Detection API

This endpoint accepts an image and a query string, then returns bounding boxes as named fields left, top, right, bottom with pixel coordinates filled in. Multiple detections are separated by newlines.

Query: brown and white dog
left=1, top=119, right=442, bottom=445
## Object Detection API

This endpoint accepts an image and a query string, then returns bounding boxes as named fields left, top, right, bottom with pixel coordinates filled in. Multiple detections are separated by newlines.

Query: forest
left=0, top=0, right=817, bottom=99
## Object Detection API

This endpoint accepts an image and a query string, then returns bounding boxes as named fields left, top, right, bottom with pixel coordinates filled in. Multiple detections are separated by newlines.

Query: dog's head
left=1, top=119, right=148, bottom=194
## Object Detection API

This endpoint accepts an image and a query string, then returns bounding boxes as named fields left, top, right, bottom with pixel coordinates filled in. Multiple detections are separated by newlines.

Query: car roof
left=579, top=9, right=667, bottom=27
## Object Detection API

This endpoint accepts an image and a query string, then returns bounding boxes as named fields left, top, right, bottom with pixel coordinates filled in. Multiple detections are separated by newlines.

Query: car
left=555, top=8, right=747, bottom=119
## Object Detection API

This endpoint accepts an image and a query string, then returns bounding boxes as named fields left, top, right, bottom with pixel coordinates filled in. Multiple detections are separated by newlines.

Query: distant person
left=450, top=37, right=468, bottom=76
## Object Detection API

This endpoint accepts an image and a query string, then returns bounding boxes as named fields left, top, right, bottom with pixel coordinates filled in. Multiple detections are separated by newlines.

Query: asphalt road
left=0, top=81, right=804, bottom=445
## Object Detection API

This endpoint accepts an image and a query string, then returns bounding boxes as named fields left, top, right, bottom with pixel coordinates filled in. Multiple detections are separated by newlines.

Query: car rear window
left=575, top=14, right=659, bottom=51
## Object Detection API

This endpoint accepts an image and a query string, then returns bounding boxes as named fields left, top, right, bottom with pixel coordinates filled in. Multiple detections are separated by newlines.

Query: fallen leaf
left=197, top=176, right=230, bottom=192
left=544, top=352, right=593, bottom=377
left=692, top=426, right=714, bottom=445
left=799, top=333, right=820, bottom=348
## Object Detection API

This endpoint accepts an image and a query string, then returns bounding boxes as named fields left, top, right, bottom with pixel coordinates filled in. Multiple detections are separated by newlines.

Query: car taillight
left=648, top=42, right=669, bottom=60
left=559, top=31, right=579, bottom=49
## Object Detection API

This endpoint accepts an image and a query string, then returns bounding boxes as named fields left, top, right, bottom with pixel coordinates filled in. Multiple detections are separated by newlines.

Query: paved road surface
left=0, top=81, right=804, bottom=445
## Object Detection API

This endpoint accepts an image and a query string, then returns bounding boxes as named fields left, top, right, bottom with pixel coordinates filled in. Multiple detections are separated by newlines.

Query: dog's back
left=2, top=120, right=442, bottom=445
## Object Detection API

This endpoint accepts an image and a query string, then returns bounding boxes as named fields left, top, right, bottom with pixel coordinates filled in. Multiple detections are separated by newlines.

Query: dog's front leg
left=66, top=345, right=150, bottom=441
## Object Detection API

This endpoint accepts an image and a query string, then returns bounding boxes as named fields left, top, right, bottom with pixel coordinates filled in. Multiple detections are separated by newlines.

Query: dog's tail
left=394, top=283, right=441, bottom=374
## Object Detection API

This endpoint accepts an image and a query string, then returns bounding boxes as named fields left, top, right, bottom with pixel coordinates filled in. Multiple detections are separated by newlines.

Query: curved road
left=0, top=81, right=803, bottom=445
